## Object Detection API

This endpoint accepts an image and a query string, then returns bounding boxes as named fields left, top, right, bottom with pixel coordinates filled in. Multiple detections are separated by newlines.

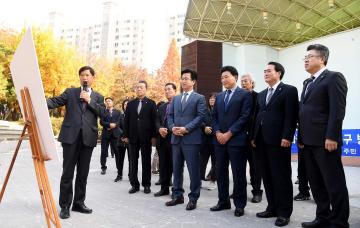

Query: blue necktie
left=181, top=93, right=188, bottom=111
left=224, top=90, right=231, bottom=111
left=304, top=76, right=316, bottom=97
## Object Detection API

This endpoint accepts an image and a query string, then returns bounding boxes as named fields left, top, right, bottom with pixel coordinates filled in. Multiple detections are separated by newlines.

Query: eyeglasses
left=303, top=54, right=320, bottom=60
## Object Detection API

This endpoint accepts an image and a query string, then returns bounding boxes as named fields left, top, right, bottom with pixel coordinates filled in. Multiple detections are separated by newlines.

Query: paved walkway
left=1, top=140, right=360, bottom=228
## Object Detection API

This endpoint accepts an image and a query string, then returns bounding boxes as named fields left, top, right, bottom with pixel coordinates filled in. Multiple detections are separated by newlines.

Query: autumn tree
left=156, top=38, right=181, bottom=90
left=0, top=28, right=21, bottom=119
left=31, top=27, right=84, bottom=98
left=111, top=60, right=152, bottom=108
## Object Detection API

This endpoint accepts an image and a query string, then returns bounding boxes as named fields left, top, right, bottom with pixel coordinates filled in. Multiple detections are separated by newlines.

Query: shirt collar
left=183, top=90, right=193, bottom=96
left=225, top=85, right=238, bottom=93
left=81, top=86, right=92, bottom=94
left=268, top=80, right=281, bottom=91
left=312, top=67, right=327, bottom=80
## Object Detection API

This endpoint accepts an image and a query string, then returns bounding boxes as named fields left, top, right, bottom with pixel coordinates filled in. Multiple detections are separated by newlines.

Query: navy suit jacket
left=212, top=87, right=253, bottom=146
left=168, top=91, right=206, bottom=145
left=100, top=108, right=123, bottom=139
left=47, top=87, right=105, bottom=147
left=298, top=69, right=347, bottom=146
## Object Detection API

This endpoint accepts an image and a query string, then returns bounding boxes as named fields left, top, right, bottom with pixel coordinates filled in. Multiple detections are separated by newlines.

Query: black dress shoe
left=101, top=169, right=106, bottom=175
left=72, top=204, right=92, bottom=214
left=275, top=217, right=290, bottom=227
left=251, top=194, right=262, bottom=203
left=154, top=189, right=169, bottom=197
left=234, top=208, right=244, bottom=217
left=186, top=200, right=197, bottom=210
left=294, top=192, right=310, bottom=201
left=144, top=186, right=151, bottom=194
left=210, top=203, right=231, bottom=211
left=155, top=181, right=161, bottom=185
left=256, top=210, right=277, bottom=218
left=129, top=187, right=140, bottom=194
left=301, top=218, right=330, bottom=228
left=59, top=207, right=70, bottom=219
left=165, top=197, right=184, bottom=206
left=114, top=176, right=122, bottom=182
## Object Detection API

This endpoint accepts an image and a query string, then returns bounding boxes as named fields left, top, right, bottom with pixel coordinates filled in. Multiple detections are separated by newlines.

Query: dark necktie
left=81, top=87, right=89, bottom=111
left=224, top=89, right=231, bottom=111
left=266, top=87, right=274, bottom=105
left=181, top=93, right=188, bottom=111
left=304, top=76, right=316, bottom=97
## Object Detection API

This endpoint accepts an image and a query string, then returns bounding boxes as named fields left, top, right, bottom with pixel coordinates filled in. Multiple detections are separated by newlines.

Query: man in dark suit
left=47, top=66, right=105, bottom=219
left=210, top=66, right=252, bottom=217
left=252, top=62, right=298, bottom=227
left=154, top=83, right=177, bottom=197
left=165, top=69, right=206, bottom=210
left=240, top=73, right=263, bottom=203
left=299, top=44, right=349, bottom=228
left=99, top=97, right=122, bottom=175
left=123, top=80, right=157, bottom=194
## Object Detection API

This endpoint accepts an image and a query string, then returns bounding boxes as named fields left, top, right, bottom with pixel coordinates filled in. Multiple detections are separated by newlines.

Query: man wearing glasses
left=298, top=44, right=349, bottom=228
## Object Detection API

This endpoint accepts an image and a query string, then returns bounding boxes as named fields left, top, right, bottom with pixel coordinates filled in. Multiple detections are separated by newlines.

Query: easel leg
left=0, top=124, right=28, bottom=203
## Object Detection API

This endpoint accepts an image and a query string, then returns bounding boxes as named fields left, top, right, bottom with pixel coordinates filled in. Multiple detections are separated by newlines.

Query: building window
left=115, top=43, right=119, bottom=47
left=114, top=50, right=118, bottom=55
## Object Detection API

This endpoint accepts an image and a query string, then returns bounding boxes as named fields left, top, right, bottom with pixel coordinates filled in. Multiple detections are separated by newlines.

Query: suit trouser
left=257, top=139, right=293, bottom=218
left=115, top=146, right=129, bottom=177
left=172, top=143, right=201, bottom=201
left=246, top=142, right=263, bottom=196
left=129, top=142, right=152, bottom=188
left=303, top=145, right=349, bottom=228
left=200, top=137, right=216, bottom=181
left=297, top=147, right=310, bottom=195
left=60, top=132, right=94, bottom=208
left=215, top=145, right=247, bottom=209
left=158, top=137, right=172, bottom=189
left=100, top=136, right=118, bottom=170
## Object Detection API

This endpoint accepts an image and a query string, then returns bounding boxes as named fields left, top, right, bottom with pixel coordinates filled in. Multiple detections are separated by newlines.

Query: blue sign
left=291, top=129, right=360, bottom=157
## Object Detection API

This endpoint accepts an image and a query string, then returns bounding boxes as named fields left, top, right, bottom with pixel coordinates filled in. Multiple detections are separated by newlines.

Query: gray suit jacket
left=168, top=91, right=206, bottom=145
left=47, top=87, right=105, bottom=147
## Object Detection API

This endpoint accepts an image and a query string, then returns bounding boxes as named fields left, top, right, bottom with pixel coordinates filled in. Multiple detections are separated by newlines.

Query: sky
left=0, top=0, right=190, bottom=71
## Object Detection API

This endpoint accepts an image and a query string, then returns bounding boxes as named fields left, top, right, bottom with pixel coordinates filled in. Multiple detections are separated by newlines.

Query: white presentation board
left=10, top=28, right=59, bottom=161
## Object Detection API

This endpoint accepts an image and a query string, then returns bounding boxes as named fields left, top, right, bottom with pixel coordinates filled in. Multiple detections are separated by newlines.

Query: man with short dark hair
left=123, top=80, right=157, bottom=194
left=154, top=83, right=177, bottom=197
left=210, top=66, right=252, bottom=217
left=100, top=97, right=122, bottom=175
left=299, top=44, right=349, bottom=228
left=252, top=62, right=298, bottom=227
left=165, top=69, right=206, bottom=211
left=47, top=66, right=105, bottom=219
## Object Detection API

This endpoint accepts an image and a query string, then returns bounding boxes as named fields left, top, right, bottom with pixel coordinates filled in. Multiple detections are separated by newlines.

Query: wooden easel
left=0, top=87, right=61, bottom=228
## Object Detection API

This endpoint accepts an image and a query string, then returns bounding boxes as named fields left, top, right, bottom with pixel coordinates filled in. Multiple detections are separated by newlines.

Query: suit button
left=137, top=118, right=139, bottom=120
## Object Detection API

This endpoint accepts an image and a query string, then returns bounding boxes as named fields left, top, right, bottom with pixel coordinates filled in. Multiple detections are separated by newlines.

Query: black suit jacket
left=247, top=90, right=258, bottom=137
left=299, top=69, right=347, bottom=146
left=123, top=97, right=157, bottom=144
left=100, top=108, right=123, bottom=139
left=253, top=82, right=299, bottom=145
left=155, top=102, right=172, bottom=141
left=47, top=87, right=105, bottom=147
